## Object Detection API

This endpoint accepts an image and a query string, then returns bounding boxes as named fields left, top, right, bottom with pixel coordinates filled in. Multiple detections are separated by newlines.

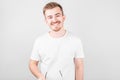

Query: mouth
left=51, top=21, right=61, bottom=25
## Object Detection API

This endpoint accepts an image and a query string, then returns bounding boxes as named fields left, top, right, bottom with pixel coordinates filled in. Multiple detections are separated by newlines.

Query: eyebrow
left=55, top=13, right=61, bottom=15
left=46, top=13, right=62, bottom=18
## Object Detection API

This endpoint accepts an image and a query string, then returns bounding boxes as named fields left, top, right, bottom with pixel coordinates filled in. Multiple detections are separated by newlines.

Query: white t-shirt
left=30, top=31, right=84, bottom=80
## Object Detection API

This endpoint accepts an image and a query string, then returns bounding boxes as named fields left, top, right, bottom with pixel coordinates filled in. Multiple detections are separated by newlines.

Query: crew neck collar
left=47, top=30, right=68, bottom=40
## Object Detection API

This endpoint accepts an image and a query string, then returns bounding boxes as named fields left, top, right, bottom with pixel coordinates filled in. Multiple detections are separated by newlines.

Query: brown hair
left=43, top=2, right=64, bottom=15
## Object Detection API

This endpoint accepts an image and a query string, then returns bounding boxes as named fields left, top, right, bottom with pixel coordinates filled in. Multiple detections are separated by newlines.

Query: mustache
left=51, top=21, right=61, bottom=25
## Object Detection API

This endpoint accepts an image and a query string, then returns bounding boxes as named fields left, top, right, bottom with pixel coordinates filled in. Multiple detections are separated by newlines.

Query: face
left=44, top=7, right=65, bottom=32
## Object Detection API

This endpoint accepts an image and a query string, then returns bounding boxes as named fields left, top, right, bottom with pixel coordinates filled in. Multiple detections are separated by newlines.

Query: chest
left=38, top=40, right=76, bottom=62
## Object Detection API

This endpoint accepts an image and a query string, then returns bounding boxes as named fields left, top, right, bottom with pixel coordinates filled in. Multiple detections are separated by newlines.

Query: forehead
left=45, top=7, right=62, bottom=16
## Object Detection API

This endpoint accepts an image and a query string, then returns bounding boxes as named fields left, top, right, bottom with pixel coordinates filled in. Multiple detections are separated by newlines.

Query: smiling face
left=44, top=7, right=65, bottom=32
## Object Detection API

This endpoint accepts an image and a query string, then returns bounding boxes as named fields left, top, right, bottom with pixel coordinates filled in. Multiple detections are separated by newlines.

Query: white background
left=0, top=0, right=120, bottom=80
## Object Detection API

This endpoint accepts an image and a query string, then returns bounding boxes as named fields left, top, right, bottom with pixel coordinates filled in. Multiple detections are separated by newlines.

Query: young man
left=29, top=2, right=84, bottom=80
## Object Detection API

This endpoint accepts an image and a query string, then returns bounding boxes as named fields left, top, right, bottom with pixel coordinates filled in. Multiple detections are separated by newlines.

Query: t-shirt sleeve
left=30, top=39, right=40, bottom=61
left=74, top=39, right=85, bottom=58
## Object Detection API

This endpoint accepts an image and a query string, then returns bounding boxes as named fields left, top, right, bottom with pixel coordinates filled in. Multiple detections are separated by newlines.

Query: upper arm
left=74, top=39, right=84, bottom=59
left=29, top=59, right=39, bottom=66
left=74, top=58, right=84, bottom=69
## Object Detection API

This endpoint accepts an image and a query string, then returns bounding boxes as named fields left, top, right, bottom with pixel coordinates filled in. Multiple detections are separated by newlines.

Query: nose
left=52, top=16, right=57, bottom=22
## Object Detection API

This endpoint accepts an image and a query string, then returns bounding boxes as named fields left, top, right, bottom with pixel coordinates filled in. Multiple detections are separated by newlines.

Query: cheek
left=60, top=17, right=65, bottom=22
left=46, top=19, right=51, bottom=24
left=60, top=19, right=64, bottom=23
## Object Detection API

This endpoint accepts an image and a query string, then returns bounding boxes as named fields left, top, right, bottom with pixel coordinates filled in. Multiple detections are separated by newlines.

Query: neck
left=49, top=27, right=66, bottom=38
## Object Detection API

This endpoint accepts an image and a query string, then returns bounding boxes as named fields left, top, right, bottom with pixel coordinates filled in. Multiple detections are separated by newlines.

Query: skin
left=44, top=7, right=66, bottom=38
left=74, top=58, right=84, bottom=80
left=29, top=6, right=84, bottom=80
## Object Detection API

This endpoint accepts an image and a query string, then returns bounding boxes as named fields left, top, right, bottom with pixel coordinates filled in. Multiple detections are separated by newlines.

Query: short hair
left=43, top=2, right=64, bottom=15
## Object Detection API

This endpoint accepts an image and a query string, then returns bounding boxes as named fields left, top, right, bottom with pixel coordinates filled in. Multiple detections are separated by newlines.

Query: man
left=29, top=2, right=84, bottom=80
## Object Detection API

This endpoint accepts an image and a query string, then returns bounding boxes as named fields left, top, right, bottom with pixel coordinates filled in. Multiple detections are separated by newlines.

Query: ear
left=63, top=15, right=66, bottom=21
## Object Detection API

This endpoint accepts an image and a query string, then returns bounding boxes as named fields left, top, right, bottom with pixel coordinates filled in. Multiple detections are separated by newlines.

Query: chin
left=51, top=27, right=60, bottom=31
left=52, top=29, right=59, bottom=32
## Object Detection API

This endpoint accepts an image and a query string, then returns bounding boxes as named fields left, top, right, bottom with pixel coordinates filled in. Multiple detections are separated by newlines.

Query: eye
left=56, top=14, right=60, bottom=17
left=56, top=13, right=61, bottom=17
left=47, top=16, right=52, bottom=19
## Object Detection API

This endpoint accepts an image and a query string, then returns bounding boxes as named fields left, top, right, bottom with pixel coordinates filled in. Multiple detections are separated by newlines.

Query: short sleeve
left=74, top=39, right=85, bottom=58
left=30, top=39, right=40, bottom=61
